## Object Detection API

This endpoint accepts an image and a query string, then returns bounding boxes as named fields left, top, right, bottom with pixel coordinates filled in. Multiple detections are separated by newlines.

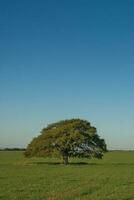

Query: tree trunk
left=63, top=155, right=69, bottom=165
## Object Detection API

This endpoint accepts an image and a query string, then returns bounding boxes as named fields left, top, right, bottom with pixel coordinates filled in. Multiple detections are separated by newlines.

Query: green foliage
left=25, top=119, right=107, bottom=164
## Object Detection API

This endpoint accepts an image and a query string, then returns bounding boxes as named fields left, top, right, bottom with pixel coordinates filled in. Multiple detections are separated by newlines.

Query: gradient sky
left=0, top=0, right=134, bottom=149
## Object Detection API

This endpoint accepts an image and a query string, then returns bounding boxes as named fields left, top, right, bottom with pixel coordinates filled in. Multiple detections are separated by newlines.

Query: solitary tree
left=25, top=119, right=107, bottom=165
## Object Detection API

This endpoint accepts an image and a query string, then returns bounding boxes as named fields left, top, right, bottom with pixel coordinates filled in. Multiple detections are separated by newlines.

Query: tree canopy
left=25, top=119, right=107, bottom=164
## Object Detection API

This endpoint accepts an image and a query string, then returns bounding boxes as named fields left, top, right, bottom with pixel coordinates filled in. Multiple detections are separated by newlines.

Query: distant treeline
left=0, top=148, right=26, bottom=151
left=109, top=150, right=134, bottom=152
left=0, top=148, right=133, bottom=152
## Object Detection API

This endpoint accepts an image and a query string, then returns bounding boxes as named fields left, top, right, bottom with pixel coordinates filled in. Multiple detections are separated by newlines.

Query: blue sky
left=0, top=0, right=134, bottom=149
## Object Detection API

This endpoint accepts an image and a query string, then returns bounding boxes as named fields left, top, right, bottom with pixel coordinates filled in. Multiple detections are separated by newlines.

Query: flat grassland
left=0, top=151, right=134, bottom=200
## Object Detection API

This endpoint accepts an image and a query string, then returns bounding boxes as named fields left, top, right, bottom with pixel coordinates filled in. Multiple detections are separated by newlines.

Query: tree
left=25, top=119, right=107, bottom=165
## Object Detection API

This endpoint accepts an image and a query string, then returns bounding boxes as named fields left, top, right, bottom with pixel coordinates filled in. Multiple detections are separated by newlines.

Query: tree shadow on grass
left=31, top=161, right=134, bottom=166
left=34, top=161, right=98, bottom=166
left=35, top=161, right=61, bottom=165
left=69, top=162, right=97, bottom=165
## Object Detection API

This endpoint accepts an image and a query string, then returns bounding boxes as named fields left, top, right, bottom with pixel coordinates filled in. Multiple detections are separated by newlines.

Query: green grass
left=0, top=151, right=134, bottom=200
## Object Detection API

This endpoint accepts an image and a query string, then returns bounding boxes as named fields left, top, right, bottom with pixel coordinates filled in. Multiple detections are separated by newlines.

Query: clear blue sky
left=0, top=0, right=134, bottom=149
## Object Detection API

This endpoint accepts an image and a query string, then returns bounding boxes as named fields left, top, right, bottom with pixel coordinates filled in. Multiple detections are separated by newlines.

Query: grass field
left=0, top=151, right=134, bottom=200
